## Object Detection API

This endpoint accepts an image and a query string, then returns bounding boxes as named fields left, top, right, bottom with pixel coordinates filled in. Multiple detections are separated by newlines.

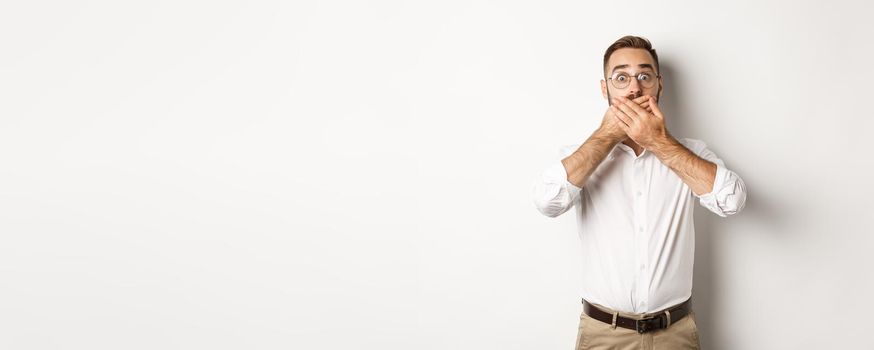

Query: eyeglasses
left=606, top=72, right=660, bottom=89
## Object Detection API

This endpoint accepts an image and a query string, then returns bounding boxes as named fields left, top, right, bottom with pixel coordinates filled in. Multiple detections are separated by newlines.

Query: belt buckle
left=635, top=315, right=665, bottom=334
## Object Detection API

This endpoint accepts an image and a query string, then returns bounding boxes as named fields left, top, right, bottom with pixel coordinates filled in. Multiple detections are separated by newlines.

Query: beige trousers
left=574, top=301, right=701, bottom=350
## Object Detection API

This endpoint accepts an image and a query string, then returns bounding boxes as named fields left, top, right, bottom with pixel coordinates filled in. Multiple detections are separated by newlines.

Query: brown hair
left=603, top=35, right=659, bottom=77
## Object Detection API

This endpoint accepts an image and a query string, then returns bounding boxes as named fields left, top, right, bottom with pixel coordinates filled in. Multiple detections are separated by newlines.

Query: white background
left=1, top=0, right=872, bottom=349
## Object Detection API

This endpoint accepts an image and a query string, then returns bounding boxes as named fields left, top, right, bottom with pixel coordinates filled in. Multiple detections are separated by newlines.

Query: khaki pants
left=575, top=301, right=701, bottom=350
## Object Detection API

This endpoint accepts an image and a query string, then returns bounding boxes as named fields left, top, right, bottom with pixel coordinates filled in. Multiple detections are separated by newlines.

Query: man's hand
left=610, top=95, right=669, bottom=149
left=597, top=95, right=654, bottom=143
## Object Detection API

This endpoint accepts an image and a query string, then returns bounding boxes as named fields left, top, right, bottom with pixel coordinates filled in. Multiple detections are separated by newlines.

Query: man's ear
left=601, top=80, right=608, bottom=100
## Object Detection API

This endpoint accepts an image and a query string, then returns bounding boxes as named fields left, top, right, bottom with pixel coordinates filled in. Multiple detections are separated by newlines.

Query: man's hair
left=603, top=35, right=659, bottom=77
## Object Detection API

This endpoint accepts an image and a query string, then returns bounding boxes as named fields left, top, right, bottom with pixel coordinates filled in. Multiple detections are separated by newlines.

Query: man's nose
left=627, top=78, right=642, bottom=97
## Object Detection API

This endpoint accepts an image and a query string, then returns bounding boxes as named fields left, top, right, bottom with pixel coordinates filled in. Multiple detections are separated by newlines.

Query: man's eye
left=616, top=75, right=628, bottom=82
left=639, top=74, right=651, bottom=81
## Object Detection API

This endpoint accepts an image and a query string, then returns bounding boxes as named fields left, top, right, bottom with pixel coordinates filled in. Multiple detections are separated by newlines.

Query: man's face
left=601, top=48, right=663, bottom=103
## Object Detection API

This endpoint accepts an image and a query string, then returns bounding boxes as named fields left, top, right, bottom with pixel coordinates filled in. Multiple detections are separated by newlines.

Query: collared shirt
left=531, top=138, right=747, bottom=314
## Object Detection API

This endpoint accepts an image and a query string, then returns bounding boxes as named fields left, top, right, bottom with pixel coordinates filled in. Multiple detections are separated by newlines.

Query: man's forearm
left=649, top=135, right=717, bottom=196
left=561, top=129, right=621, bottom=188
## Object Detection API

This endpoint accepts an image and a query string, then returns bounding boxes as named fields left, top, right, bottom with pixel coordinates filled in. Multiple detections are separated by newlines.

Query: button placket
left=633, top=157, right=649, bottom=310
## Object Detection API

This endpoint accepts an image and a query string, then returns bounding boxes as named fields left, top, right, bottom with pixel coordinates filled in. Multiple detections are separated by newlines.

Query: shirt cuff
left=695, top=162, right=728, bottom=199
left=549, top=160, right=582, bottom=192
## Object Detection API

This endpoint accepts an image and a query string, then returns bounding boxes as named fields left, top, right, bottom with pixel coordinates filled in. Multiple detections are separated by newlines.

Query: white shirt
left=532, top=138, right=747, bottom=314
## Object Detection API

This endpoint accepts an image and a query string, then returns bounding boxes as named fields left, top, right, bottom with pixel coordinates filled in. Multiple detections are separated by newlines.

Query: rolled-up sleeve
left=692, top=140, right=748, bottom=217
left=532, top=145, right=582, bottom=218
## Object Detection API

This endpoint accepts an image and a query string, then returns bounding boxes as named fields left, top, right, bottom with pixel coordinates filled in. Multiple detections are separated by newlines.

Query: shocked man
left=532, top=35, right=747, bottom=349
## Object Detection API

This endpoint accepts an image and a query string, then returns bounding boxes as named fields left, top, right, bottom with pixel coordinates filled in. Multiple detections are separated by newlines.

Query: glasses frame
left=607, top=72, right=660, bottom=89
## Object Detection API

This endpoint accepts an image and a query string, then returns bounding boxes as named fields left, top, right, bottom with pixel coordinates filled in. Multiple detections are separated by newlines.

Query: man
left=531, top=35, right=747, bottom=349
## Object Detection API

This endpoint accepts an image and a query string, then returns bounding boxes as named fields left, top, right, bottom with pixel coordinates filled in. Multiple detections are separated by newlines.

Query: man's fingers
left=648, top=96, right=663, bottom=118
left=630, top=95, right=652, bottom=112
left=613, top=97, right=640, bottom=121
left=611, top=98, right=637, bottom=125
left=620, top=96, right=651, bottom=117
left=614, top=96, right=652, bottom=114
left=611, top=105, right=630, bottom=128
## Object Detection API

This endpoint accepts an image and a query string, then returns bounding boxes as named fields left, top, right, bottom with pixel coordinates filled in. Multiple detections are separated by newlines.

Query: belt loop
left=611, top=312, right=617, bottom=329
left=665, top=309, right=672, bottom=328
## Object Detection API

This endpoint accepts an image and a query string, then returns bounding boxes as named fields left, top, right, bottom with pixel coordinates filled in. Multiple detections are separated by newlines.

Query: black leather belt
left=582, top=298, right=692, bottom=334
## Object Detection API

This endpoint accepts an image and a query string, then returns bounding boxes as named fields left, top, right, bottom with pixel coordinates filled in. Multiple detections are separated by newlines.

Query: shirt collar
left=614, top=142, right=648, bottom=158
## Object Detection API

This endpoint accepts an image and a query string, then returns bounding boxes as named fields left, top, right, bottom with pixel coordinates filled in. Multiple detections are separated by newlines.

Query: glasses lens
left=611, top=73, right=630, bottom=89
left=638, top=73, right=656, bottom=88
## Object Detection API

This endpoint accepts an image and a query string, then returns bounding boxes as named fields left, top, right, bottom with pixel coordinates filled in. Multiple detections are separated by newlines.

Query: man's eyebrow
left=611, top=64, right=656, bottom=74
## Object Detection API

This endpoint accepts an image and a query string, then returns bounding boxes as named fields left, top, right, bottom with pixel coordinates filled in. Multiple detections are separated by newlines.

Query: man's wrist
left=593, top=127, right=624, bottom=145
left=648, top=132, right=680, bottom=159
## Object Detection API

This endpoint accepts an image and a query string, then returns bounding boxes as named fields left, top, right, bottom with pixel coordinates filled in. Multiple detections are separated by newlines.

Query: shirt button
left=637, top=191, right=642, bottom=196
left=640, top=264, right=645, bottom=270
left=639, top=227, right=644, bottom=232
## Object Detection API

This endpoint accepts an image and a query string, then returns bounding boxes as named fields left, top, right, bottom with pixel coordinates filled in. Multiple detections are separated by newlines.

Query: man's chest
left=582, top=154, right=691, bottom=208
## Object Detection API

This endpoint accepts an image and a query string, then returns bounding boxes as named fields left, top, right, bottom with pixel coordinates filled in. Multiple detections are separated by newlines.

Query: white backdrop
left=2, top=0, right=872, bottom=349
